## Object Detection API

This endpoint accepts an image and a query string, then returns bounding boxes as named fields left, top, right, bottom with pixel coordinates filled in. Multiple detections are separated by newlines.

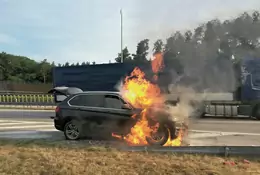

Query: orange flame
left=121, top=67, right=161, bottom=109
left=113, top=53, right=184, bottom=146
left=124, top=109, right=153, bottom=145
left=151, top=52, right=164, bottom=81
left=164, top=129, right=184, bottom=146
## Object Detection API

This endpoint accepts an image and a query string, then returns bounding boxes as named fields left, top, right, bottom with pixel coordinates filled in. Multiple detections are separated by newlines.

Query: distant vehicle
left=48, top=87, right=179, bottom=146
left=51, top=57, right=260, bottom=119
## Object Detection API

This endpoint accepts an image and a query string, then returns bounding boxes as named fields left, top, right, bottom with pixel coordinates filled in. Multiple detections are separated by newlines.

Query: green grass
left=0, top=139, right=259, bottom=175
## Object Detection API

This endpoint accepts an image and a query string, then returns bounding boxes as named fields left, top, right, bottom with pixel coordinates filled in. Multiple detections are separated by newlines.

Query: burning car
left=49, top=53, right=187, bottom=146
left=49, top=86, right=184, bottom=146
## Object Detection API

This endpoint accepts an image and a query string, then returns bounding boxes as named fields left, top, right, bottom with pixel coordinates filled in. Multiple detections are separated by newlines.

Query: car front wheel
left=146, top=124, right=170, bottom=146
left=64, top=120, right=82, bottom=140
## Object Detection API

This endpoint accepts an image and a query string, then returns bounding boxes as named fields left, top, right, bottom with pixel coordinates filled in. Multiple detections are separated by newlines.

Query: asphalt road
left=0, top=109, right=259, bottom=146
left=0, top=109, right=54, bottom=120
left=0, top=109, right=259, bottom=133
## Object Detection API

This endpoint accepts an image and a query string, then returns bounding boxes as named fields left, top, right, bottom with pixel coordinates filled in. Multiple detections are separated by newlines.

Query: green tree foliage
left=132, top=39, right=149, bottom=62
left=2, top=10, right=260, bottom=86
left=155, top=10, right=260, bottom=92
left=115, top=47, right=132, bottom=63
left=153, top=39, right=164, bottom=55
left=0, top=52, right=54, bottom=83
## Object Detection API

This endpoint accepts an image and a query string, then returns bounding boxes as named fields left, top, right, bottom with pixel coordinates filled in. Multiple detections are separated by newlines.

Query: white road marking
left=194, top=120, right=260, bottom=124
left=0, top=119, right=54, bottom=132
left=190, top=129, right=260, bottom=136
left=188, top=132, right=234, bottom=139
left=0, top=121, right=52, bottom=126
left=0, top=109, right=54, bottom=112
left=0, top=119, right=52, bottom=124
left=0, top=130, right=54, bottom=135
left=0, top=124, right=53, bottom=130
left=18, top=121, right=53, bottom=124
left=0, top=119, right=25, bottom=123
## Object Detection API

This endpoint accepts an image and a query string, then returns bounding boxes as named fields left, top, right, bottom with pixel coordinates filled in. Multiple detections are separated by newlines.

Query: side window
left=69, top=94, right=104, bottom=107
left=104, top=95, right=124, bottom=109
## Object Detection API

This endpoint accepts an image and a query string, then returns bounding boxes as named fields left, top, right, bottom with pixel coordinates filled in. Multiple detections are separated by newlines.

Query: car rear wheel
left=64, top=120, right=82, bottom=140
left=146, top=124, right=170, bottom=146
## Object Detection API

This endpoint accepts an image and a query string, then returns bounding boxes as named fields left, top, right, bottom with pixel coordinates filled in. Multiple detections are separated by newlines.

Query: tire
left=64, top=120, right=83, bottom=140
left=146, top=123, right=170, bottom=146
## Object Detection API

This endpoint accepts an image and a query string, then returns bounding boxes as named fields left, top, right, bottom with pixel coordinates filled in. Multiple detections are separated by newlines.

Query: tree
left=132, top=39, right=149, bottom=62
left=252, top=11, right=260, bottom=22
left=39, top=59, right=51, bottom=84
left=81, top=61, right=90, bottom=65
left=204, top=21, right=217, bottom=43
left=0, top=52, right=11, bottom=80
left=153, top=39, right=164, bottom=55
left=115, top=47, right=132, bottom=63
left=1, top=9, right=260, bottom=87
left=184, top=31, right=192, bottom=42
left=64, top=62, right=70, bottom=67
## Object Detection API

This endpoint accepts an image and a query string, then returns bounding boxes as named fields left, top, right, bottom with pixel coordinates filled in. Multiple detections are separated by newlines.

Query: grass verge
left=0, top=139, right=259, bottom=175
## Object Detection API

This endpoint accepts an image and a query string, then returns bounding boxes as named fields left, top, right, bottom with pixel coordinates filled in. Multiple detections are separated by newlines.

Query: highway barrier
left=119, top=146, right=260, bottom=157
left=0, top=93, right=56, bottom=109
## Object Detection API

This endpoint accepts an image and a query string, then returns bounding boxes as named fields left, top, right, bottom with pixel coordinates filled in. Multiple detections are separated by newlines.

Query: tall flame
left=122, top=67, right=161, bottom=109
left=151, top=52, right=164, bottom=81
left=113, top=52, right=184, bottom=146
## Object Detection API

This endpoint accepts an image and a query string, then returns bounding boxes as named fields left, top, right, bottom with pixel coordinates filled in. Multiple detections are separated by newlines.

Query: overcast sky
left=0, top=0, right=260, bottom=64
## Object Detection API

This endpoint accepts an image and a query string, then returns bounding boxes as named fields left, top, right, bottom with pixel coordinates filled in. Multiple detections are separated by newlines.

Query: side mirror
left=122, top=104, right=131, bottom=110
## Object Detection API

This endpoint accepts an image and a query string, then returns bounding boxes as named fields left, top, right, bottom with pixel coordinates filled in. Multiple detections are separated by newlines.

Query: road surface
left=0, top=109, right=259, bottom=146
left=0, top=109, right=54, bottom=120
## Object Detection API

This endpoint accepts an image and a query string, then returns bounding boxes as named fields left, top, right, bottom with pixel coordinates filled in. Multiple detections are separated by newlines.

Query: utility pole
left=120, top=9, right=123, bottom=63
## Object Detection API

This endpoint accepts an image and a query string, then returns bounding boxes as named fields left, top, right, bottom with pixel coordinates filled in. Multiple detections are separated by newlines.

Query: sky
left=0, top=0, right=260, bottom=65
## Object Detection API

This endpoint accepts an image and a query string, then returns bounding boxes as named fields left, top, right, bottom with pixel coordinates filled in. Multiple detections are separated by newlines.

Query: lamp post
left=120, top=9, right=123, bottom=63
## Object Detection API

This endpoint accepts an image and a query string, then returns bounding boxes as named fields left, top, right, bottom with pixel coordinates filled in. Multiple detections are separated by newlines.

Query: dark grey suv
left=49, top=87, right=179, bottom=146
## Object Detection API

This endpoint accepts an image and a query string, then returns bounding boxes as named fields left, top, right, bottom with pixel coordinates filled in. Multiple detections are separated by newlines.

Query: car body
left=48, top=86, right=179, bottom=146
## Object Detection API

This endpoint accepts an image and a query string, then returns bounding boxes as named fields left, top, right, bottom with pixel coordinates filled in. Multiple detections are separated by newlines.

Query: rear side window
left=104, top=95, right=125, bottom=109
left=68, top=94, right=104, bottom=107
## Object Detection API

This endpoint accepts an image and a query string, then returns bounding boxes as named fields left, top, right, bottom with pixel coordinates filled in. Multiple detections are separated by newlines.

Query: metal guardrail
left=0, top=94, right=55, bottom=106
left=119, top=146, right=260, bottom=157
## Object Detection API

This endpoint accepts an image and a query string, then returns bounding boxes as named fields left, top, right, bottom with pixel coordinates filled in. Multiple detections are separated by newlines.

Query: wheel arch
left=61, top=116, right=80, bottom=131
left=161, top=120, right=177, bottom=140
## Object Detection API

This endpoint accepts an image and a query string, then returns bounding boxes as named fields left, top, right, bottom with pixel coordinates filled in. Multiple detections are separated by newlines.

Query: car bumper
left=50, top=116, right=63, bottom=131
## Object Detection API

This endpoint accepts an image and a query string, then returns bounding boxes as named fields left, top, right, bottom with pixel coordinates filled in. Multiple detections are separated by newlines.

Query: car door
left=67, top=93, right=111, bottom=137
left=103, top=94, right=135, bottom=133
left=104, top=94, right=134, bottom=119
left=67, top=93, right=106, bottom=121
